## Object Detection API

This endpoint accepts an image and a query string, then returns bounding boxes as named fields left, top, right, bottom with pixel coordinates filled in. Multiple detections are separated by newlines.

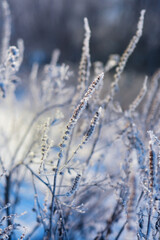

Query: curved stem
left=11, top=99, right=72, bottom=168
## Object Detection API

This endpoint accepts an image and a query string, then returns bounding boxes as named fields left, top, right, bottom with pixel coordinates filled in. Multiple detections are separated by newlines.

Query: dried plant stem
left=57, top=73, right=104, bottom=171
left=86, top=119, right=102, bottom=166
left=145, top=138, right=156, bottom=239
left=78, top=18, right=91, bottom=90
left=10, top=99, right=72, bottom=168
left=49, top=171, right=58, bottom=239
left=1, top=0, right=11, bottom=63
left=22, top=164, right=52, bottom=191
left=146, top=84, right=160, bottom=130
left=5, top=176, right=11, bottom=230
left=115, top=221, right=127, bottom=240
left=146, top=207, right=152, bottom=240
left=126, top=175, right=137, bottom=237
left=143, top=69, right=160, bottom=120
left=94, top=200, right=123, bottom=239
left=59, top=107, right=102, bottom=173
left=128, top=76, right=147, bottom=113
left=103, top=10, right=145, bottom=109
left=49, top=74, right=104, bottom=238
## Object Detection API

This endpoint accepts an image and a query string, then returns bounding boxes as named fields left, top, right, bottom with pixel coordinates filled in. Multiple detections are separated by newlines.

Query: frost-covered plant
left=1, top=1, right=160, bottom=240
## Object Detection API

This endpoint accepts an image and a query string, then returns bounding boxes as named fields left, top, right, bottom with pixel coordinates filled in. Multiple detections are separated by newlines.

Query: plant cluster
left=0, top=1, right=160, bottom=239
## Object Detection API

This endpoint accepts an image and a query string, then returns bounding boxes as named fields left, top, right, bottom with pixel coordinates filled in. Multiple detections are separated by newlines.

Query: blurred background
left=0, top=0, right=160, bottom=75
